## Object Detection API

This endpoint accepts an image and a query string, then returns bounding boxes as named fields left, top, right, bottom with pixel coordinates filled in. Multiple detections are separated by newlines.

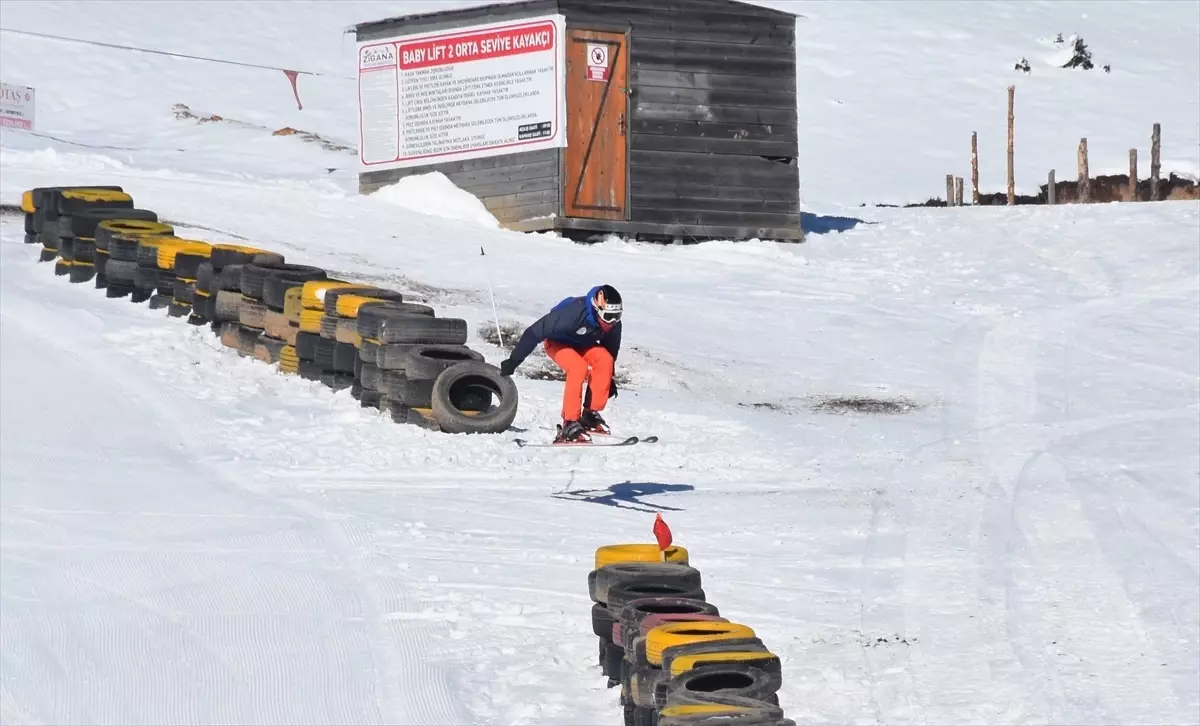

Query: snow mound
left=370, top=173, right=501, bottom=230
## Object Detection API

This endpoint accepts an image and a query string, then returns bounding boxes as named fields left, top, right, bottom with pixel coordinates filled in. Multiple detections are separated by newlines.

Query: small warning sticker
left=586, top=43, right=609, bottom=82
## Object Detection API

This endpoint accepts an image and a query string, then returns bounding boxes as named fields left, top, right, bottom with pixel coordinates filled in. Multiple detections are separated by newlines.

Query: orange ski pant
left=544, top=341, right=613, bottom=421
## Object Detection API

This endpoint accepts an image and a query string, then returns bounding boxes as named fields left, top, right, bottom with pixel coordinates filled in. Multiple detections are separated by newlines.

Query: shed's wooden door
left=564, top=29, right=628, bottom=220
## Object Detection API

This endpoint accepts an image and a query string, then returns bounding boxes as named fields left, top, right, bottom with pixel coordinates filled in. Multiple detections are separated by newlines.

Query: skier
left=499, top=284, right=623, bottom=443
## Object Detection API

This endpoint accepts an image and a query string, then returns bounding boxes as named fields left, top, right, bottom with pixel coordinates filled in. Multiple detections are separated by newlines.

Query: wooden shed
left=353, top=0, right=802, bottom=243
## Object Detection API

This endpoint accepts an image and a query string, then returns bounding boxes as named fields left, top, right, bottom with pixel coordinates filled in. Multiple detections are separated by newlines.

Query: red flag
left=653, top=513, right=673, bottom=551
left=282, top=70, right=303, bottom=110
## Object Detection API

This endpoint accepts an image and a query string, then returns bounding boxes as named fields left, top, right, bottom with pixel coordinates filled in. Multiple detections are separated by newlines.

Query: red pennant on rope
left=282, top=69, right=303, bottom=110
left=653, top=513, right=673, bottom=552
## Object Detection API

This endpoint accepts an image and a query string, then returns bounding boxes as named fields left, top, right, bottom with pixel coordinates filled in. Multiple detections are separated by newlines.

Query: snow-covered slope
left=2, top=1, right=1199, bottom=724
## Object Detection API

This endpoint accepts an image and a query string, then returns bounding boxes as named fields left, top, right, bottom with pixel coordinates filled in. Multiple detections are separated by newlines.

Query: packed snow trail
left=3, top=175, right=1198, bottom=724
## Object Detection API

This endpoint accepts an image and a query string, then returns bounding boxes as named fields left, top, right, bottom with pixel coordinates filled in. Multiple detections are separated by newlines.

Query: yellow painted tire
left=283, top=287, right=305, bottom=321
left=669, top=650, right=780, bottom=678
left=659, top=704, right=757, bottom=718
left=595, top=544, right=689, bottom=569
left=298, top=308, right=324, bottom=334
left=157, top=240, right=211, bottom=270
left=21, top=190, right=35, bottom=213
left=300, top=280, right=357, bottom=310
left=645, top=622, right=757, bottom=667
left=61, top=188, right=133, bottom=203
left=333, top=293, right=388, bottom=319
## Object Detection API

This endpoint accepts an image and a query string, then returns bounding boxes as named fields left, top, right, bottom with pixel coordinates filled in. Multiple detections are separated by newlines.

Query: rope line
left=0, top=27, right=355, bottom=80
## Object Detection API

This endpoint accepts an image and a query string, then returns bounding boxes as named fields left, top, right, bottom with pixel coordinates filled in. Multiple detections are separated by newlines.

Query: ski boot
left=554, top=419, right=590, bottom=444
left=580, top=409, right=610, bottom=436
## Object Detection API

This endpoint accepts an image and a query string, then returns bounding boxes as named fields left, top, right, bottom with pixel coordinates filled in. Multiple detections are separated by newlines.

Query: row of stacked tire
left=589, top=545, right=795, bottom=726
left=18, top=184, right=519, bottom=434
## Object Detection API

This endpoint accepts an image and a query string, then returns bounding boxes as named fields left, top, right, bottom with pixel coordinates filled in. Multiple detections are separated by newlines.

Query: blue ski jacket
left=508, top=285, right=622, bottom=367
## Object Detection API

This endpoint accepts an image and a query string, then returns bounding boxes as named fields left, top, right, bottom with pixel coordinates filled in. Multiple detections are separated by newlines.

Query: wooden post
left=971, top=131, right=980, bottom=204
left=1128, top=148, right=1138, bottom=201
left=946, top=174, right=955, bottom=206
left=1150, top=122, right=1161, bottom=201
left=955, top=176, right=964, bottom=206
left=1078, top=138, right=1090, bottom=203
left=1007, top=86, right=1015, bottom=205
left=1048, top=169, right=1056, bottom=205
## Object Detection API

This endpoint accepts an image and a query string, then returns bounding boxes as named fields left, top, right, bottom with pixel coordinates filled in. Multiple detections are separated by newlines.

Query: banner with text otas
left=357, top=14, right=567, bottom=172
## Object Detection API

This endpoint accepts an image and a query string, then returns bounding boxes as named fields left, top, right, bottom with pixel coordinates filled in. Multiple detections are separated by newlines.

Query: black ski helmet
left=594, top=285, right=622, bottom=324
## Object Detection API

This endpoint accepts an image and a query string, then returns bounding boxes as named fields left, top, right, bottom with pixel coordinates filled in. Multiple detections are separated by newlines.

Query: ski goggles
left=597, top=303, right=622, bottom=324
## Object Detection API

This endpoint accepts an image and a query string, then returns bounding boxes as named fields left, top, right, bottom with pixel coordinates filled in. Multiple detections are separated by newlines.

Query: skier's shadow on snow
left=551, top=481, right=694, bottom=512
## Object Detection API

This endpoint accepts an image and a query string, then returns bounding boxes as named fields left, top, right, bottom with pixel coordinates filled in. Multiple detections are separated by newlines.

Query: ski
left=537, top=427, right=658, bottom=444
left=514, top=435, right=642, bottom=448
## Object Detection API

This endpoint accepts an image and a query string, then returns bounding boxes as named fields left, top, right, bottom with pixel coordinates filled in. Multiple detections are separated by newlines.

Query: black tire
left=319, top=314, right=339, bottom=340
left=593, top=602, right=617, bottom=638
left=662, top=663, right=782, bottom=708
left=94, top=249, right=109, bottom=276
left=135, top=240, right=161, bottom=268
left=156, top=269, right=175, bottom=296
left=401, top=344, right=485, bottom=380
left=298, top=359, right=323, bottom=380
left=236, top=324, right=262, bottom=357
left=395, top=377, right=435, bottom=408
left=617, top=597, right=721, bottom=652
left=106, top=283, right=134, bottom=299
left=361, top=390, right=383, bottom=409
left=33, top=186, right=122, bottom=221
left=73, top=239, right=96, bottom=263
left=149, top=293, right=172, bottom=310
left=239, top=297, right=267, bottom=329
left=356, top=302, right=435, bottom=340
left=242, top=262, right=325, bottom=300
left=376, top=343, right=421, bottom=372
left=107, top=236, right=142, bottom=262
left=54, top=188, right=130, bottom=216
left=333, top=342, right=357, bottom=374
left=314, top=337, right=335, bottom=371
left=360, top=363, right=382, bottom=391
left=133, top=265, right=158, bottom=291
left=173, top=279, right=196, bottom=305
left=95, top=273, right=108, bottom=290
left=104, top=259, right=137, bottom=285
left=39, top=247, right=57, bottom=262
left=195, top=262, right=214, bottom=295
left=379, top=369, right=405, bottom=395
left=262, top=268, right=328, bottom=311
left=95, top=219, right=172, bottom=250
left=592, top=564, right=703, bottom=606
left=429, top=361, right=519, bottom=435
left=130, top=289, right=152, bottom=304
left=322, top=286, right=402, bottom=316
left=68, top=263, right=95, bottom=284
left=215, top=264, right=244, bottom=292
left=359, top=339, right=381, bottom=365
left=353, top=351, right=362, bottom=379
left=23, top=232, right=37, bottom=244
left=608, top=582, right=706, bottom=615
left=24, top=214, right=35, bottom=235
left=191, top=291, right=211, bottom=322
left=210, top=245, right=284, bottom=270
left=254, top=335, right=287, bottom=363
left=213, top=290, right=241, bottom=322
left=378, top=314, right=467, bottom=346
left=295, top=332, right=320, bottom=360
left=63, top=208, right=157, bottom=238
left=167, top=301, right=191, bottom=318
left=320, top=372, right=355, bottom=391
left=58, top=237, right=76, bottom=262
left=174, top=251, right=208, bottom=280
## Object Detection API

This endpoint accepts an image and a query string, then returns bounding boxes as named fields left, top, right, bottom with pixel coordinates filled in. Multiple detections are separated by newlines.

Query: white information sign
left=0, top=82, right=36, bottom=132
left=357, top=14, right=567, bottom=171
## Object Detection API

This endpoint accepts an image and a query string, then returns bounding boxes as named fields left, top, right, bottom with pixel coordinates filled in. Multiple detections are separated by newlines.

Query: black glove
left=499, top=358, right=516, bottom=377
left=610, top=377, right=619, bottom=398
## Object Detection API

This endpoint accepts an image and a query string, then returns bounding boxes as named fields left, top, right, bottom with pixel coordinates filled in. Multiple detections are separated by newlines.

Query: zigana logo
left=360, top=45, right=397, bottom=67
